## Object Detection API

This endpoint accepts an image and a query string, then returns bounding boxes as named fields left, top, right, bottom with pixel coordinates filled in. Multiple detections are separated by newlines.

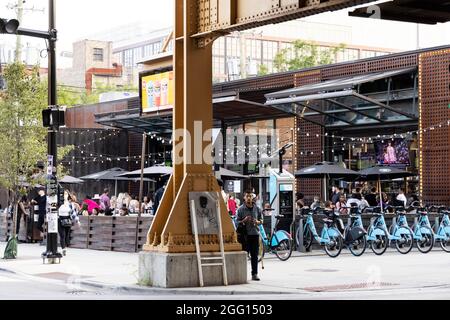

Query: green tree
left=258, top=64, right=269, bottom=76
left=57, top=82, right=139, bottom=108
left=272, top=40, right=346, bottom=73
left=0, top=63, right=73, bottom=240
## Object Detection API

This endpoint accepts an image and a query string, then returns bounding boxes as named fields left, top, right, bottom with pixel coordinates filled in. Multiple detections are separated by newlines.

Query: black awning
left=95, top=108, right=173, bottom=135
left=349, top=0, right=450, bottom=24
left=95, top=93, right=293, bottom=133
left=265, top=67, right=418, bottom=128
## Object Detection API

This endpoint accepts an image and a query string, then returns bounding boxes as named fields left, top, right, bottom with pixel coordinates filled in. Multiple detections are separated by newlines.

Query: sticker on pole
left=47, top=155, right=54, bottom=175
left=189, top=192, right=220, bottom=235
left=47, top=210, right=58, bottom=234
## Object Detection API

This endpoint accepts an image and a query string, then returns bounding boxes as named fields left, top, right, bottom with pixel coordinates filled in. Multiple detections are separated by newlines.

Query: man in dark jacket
left=236, top=190, right=263, bottom=281
left=31, top=187, right=47, bottom=238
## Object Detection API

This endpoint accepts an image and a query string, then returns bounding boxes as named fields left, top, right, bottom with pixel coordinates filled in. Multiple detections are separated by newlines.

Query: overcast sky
left=0, top=0, right=449, bottom=56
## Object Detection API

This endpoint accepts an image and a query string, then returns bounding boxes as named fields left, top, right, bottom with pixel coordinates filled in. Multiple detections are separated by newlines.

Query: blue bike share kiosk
left=269, top=168, right=295, bottom=233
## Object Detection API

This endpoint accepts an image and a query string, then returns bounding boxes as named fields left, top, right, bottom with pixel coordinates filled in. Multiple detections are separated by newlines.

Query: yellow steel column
left=145, top=0, right=240, bottom=253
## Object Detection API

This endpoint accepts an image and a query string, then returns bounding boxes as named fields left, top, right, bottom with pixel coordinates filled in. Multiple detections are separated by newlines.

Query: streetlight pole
left=42, top=0, right=61, bottom=263
left=1, top=0, right=62, bottom=263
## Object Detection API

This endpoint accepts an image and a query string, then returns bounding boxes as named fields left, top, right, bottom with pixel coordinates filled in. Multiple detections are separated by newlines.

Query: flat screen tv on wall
left=374, top=138, right=410, bottom=168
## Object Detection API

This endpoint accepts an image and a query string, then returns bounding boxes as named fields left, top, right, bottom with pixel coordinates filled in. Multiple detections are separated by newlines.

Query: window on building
left=93, top=48, right=104, bottom=61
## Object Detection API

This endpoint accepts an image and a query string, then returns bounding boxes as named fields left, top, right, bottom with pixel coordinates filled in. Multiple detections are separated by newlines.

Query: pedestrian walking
left=100, top=188, right=113, bottom=216
left=58, top=191, right=74, bottom=256
left=236, top=190, right=263, bottom=281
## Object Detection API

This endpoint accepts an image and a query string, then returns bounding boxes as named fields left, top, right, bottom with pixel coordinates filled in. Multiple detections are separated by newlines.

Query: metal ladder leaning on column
left=189, top=193, right=228, bottom=287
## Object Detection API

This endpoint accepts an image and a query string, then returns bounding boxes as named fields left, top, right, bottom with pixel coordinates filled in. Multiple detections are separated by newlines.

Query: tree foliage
left=57, top=82, right=138, bottom=107
left=0, top=62, right=73, bottom=195
left=272, top=40, right=346, bottom=73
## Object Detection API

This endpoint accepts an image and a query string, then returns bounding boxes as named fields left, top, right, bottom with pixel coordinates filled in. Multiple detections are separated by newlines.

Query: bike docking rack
left=294, top=214, right=310, bottom=253
left=263, top=205, right=449, bottom=258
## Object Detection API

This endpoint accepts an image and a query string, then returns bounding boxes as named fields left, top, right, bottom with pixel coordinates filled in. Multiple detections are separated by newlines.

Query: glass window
left=93, top=48, right=104, bottom=61
left=124, top=49, right=133, bottom=67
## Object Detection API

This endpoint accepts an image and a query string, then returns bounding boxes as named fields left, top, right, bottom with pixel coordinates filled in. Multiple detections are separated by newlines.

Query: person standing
left=153, top=181, right=167, bottom=214
left=31, top=187, right=47, bottom=238
left=100, top=188, right=112, bottom=216
left=236, top=190, right=263, bottom=281
left=227, top=194, right=237, bottom=217
left=16, top=195, right=29, bottom=239
left=331, top=186, right=341, bottom=205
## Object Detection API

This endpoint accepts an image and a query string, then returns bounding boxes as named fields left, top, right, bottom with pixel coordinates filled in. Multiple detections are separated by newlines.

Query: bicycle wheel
left=274, top=238, right=293, bottom=261
left=348, top=234, right=367, bottom=257
left=300, top=227, right=313, bottom=251
left=394, top=227, right=414, bottom=255
left=416, top=226, right=435, bottom=253
left=439, top=234, right=450, bottom=253
left=370, top=227, right=389, bottom=256
left=324, top=229, right=343, bottom=258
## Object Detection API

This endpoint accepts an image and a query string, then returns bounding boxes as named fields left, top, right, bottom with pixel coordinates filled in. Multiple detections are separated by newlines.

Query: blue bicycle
left=431, top=206, right=450, bottom=252
left=298, top=208, right=343, bottom=258
left=342, top=206, right=367, bottom=257
left=258, top=213, right=293, bottom=261
left=364, top=207, right=390, bottom=255
left=387, top=206, right=414, bottom=254
left=411, top=206, right=435, bottom=253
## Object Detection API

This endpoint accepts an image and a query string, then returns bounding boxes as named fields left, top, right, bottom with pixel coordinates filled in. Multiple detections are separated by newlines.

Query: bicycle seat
left=416, top=209, right=429, bottom=216
left=322, top=218, right=333, bottom=225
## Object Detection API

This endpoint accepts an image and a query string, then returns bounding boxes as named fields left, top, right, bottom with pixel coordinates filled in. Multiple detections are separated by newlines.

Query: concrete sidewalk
left=1, top=242, right=449, bottom=296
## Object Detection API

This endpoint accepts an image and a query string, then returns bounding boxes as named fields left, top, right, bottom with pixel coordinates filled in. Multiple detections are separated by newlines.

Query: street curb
left=0, top=263, right=300, bottom=296
left=78, top=279, right=300, bottom=296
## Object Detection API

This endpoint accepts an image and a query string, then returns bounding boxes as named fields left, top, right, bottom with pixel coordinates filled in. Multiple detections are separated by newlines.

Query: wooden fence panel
left=70, top=216, right=89, bottom=249
left=88, top=216, right=113, bottom=251
left=136, top=217, right=153, bottom=252
left=111, top=216, right=138, bottom=252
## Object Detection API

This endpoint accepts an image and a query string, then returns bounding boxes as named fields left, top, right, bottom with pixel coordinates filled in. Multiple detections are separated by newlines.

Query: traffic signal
left=42, top=108, right=65, bottom=128
left=0, top=19, right=19, bottom=34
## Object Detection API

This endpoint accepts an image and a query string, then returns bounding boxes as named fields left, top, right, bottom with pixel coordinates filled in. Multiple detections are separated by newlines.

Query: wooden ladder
left=189, top=194, right=228, bottom=287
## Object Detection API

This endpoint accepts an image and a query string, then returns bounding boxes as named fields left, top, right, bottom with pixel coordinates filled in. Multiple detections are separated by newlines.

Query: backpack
left=345, top=226, right=366, bottom=243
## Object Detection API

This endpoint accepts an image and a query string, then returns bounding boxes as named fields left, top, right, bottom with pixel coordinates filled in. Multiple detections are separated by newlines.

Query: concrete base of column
left=138, top=251, right=248, bottom=288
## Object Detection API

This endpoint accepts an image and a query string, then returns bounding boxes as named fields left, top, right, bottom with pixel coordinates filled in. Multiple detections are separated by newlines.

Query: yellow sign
left=141, top=71, right=174, bottom=113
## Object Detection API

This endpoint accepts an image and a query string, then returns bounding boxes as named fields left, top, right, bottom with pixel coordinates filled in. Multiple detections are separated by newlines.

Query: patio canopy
left=216, top=167, right=247, bottom=180
left=265, top=67, right=418, bottom=129
left=80, top=168, right=133, bottom=181
left=295, top=161, right=360, bottom=180
left=59, top=175, right=84, bottom=184
left=118, top=166, right=173, bottom=178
